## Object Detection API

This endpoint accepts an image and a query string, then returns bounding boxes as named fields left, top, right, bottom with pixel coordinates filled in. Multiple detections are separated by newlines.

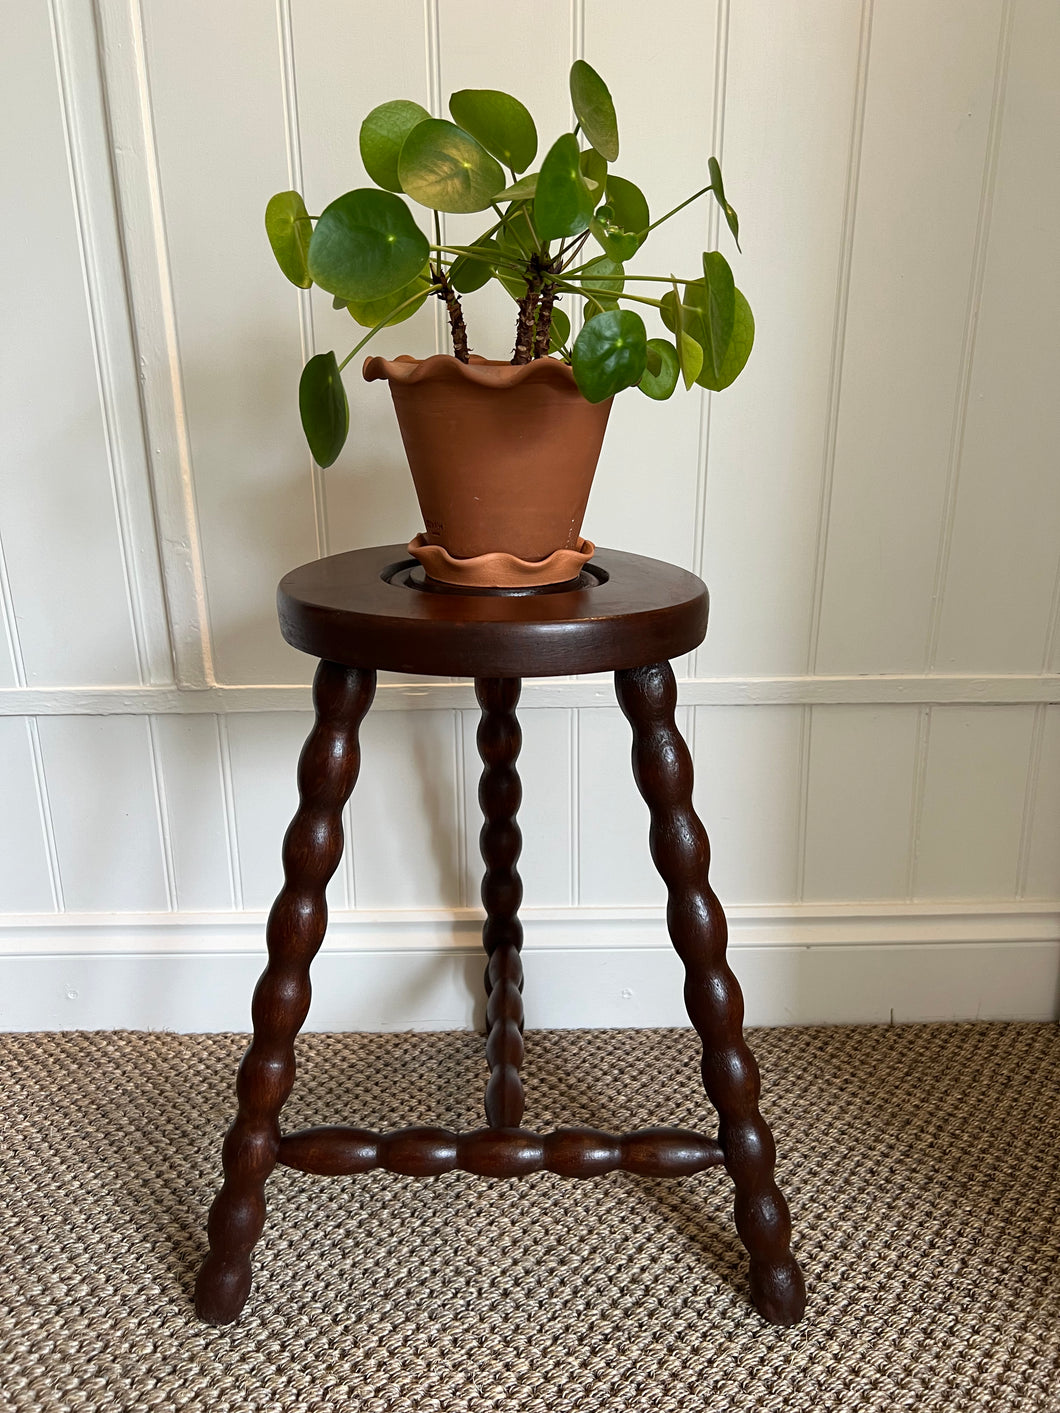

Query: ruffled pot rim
left=364, top=352, right=577, bottom=391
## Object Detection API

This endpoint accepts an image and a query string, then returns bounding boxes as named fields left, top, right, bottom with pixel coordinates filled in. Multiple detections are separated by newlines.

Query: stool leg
left=614, top=662, right=806, bottom=1326
left=475, top=677, right=525, bottom=1128
left=194, top=661, right=376, bottom=1324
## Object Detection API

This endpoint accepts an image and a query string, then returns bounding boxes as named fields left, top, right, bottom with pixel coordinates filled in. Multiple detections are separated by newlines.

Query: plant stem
left=551, top=277, right=664, bottom=310
left=433, top=268, right=470, bottom=362
left=430, top=244, right=524, bottom=272
left=641, top=184, right=713, bottom=236
left=336, top=290, right=431, bottom=370
left=511, top=285, right=539, bottom=364
left=491, top=203, right=533, bottom=259
left=532, top=283, right=557, bottom=358
left=556, top=229, right=592, bottom=273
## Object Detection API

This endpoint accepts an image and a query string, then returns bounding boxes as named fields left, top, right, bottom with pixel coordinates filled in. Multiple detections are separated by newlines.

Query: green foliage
left=448, top=89, right=537, bottom=173
left=305, top=189, right=429, bottom=305
left=569, top=60, right=619, bottom=162
left=639, top=339, right=680, bottom=400
left=708, top=155, right=741, bottom=251
left=265, top=191, right=313, bottom=287
left=307, top=189, right=429, bottom=301
left=344, top=270, right=432, bottom=328
left=359, top=101, right=430, bottom=192
left=572, top=309, right=647, bottom=402
left=535, top=133, right=595, bottom=240
left=398, top=118, right=506, bottom=213
left=697, top=289, right=754, bottom=391
left=299, top=352, right=348, bottom=466
left=268, top=61, right=757, bottom=463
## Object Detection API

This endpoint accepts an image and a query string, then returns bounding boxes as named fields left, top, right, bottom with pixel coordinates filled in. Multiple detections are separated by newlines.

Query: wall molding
left=4, top=899, right=1056, bottom=954
left=1, top=900, right=1056, bottom=1031
left=0, top=674, right=1056, bottom=717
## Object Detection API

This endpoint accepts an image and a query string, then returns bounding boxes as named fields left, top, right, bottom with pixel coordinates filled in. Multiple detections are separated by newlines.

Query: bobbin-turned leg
left=614, top=662, right=805, bottom=1326
left=475, top=677, right=525, bottom=1128
left=194, top=661, right=376, bottom=1325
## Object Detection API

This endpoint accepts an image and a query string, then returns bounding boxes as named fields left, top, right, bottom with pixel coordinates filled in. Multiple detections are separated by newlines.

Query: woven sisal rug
left=1, top=1023, right=1057, bottom=1411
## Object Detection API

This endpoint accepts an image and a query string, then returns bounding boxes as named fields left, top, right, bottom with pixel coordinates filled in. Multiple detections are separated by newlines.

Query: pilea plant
left=266, top=60, right=753, bottom=467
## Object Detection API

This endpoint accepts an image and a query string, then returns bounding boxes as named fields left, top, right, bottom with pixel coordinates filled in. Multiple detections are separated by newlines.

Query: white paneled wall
left=0, top=0, right=1057, bottom=1030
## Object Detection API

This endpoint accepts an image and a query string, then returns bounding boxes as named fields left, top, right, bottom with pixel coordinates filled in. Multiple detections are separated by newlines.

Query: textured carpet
left=1, top=1023, right=1058, bottom=1412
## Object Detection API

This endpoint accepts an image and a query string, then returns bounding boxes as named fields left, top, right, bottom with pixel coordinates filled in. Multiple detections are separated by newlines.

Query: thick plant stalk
left=532, top=284, right=557, bottom=358
left=511, top=287, right=539, bottom=365
left=435, top=273, right=470, bottom=362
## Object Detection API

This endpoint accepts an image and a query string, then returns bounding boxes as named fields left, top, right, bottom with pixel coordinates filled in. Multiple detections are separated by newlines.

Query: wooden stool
left=194, top=545, right=806, bottom=1327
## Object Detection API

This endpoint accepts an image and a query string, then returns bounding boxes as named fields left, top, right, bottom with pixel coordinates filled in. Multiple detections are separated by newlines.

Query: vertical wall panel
left=699, top=0, right=863, bottom=677
left=226, top=712, right=345, bottom=912
left=293, top=0, right=435, bottom=557
left=462, top=706, right=573, bottom=910
left=914, top=705, right=1035, bottom=899
left=1024, top=706, right=1060, bottom=901
left=141, top=1, right=320, bottom=684
left=153, top=715, right=235, bottom=911
left=578, top=707, right=684, bottom=906
left=693, top=706, right=803, bottom=904
left=933, top=2, right=1060, bottom=672
left=815, top=0, right=1004, bottom=674
left=349, top=709, right=462, bottom=908
left=0, top=719, right=57, bottom=913
left=1, top=6, right=142, bottom=687
left=581, top=0, right=718, bottom=567
left=803, top=705, right=919, bottom=902
left=36, top=717, right=169, bottom=911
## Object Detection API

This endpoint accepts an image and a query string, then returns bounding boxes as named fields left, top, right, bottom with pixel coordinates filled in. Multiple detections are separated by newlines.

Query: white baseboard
left=1, top=903, right=1057, bottom=1031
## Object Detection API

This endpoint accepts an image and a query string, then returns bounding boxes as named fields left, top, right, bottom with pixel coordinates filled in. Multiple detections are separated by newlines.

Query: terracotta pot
left=363, top=353, right=612, bottom=585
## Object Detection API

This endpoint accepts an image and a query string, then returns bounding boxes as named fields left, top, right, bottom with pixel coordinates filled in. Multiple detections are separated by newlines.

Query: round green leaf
left=579, top=148, right=607, bottom=195
left=534, top=133, right=595, bottom=241
left=265, top=191, right=313, bottom=288
left=546, top=305, right=571, bottom=354
left=605, top=175, right=649, bottom=240
left=448, top=238, right=503, bottom=294
left=496, top=172, right=538, bottom=201
left=683, top=252, right=736, bottom=385
left=307, top=189, right=429, bottom=302
left=578, top=255, right=624, bottom=312
left=571, top=308, right=647, bottom=403
left=590, top=205, right=639, bottom=261
left=448, top=89, right=537, bottom=173
left=359, top=100, right=430, bottom=192
left=639, top=338, right=679, bottom=400
left=696, top=288, right=754, bottom=391
left=662, top=282, right=706, bottom=389
left=299, top=352, right=348, bottom=467
left=569, top=60, right=619, bottom=162
left=345, top=269, right=431, bottom=327
left=398, top=118, right=506, bottom=214
left=708, top=155, right=741, bottom=251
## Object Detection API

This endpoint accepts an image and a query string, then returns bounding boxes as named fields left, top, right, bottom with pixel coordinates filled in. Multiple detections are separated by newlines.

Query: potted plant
left=265, top=61, right=753, bottom=587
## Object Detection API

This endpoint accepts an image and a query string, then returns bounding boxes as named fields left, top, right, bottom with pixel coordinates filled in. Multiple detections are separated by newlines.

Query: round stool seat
left=278, top=544, right=708, bottom=678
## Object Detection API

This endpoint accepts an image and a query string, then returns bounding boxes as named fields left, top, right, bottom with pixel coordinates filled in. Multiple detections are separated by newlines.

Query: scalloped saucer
left=407, top=534, right=596, bottom=589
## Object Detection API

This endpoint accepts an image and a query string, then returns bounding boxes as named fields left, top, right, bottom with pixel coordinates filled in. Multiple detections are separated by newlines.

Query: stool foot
left=615, top=662, right=806, bottom=1327
left=749, top=1254, right=806, bottom=1327
left=194, top=662, right=376, bottom=1323
left=194, top=1252, right=254, bottom=1326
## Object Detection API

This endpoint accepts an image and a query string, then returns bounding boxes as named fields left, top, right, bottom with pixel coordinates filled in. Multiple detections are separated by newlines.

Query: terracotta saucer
left=407, top=534, right=595, bottom=589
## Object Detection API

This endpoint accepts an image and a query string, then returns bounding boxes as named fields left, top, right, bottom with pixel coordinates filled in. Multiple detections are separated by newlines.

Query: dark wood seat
left=277, top=544, right=708, bottom=677
left=195, top=545, right=806, bottom=1330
